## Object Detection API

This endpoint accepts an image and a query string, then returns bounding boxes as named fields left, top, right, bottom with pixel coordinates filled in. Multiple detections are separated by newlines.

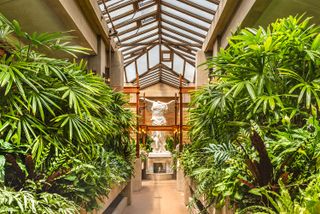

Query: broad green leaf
left=245, top=83, right=256, bottom=99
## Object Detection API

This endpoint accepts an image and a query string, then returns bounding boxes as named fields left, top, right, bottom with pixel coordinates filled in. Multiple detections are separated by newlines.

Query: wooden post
left=136, top=87, right=140, bottom=158
left=143, top=93, right=146, bottom=125
left=142, top=131, right=146, bottom=146
left=174, top=93, right=178, bottom=148
left=179, top=75, right=183, bottom=152
left=136, top=72, right=140, bottom=158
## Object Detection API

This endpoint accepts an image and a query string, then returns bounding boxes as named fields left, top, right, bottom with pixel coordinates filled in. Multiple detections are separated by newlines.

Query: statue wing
left=166, top=100, right=176, bottom=112
left=140, top=97, right=153, bottom=111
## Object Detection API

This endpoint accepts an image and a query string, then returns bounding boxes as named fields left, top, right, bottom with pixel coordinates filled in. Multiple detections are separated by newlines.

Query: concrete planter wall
left=80, top=182, right=131, bottom=214
left=184, top=176, right=234, bottom=214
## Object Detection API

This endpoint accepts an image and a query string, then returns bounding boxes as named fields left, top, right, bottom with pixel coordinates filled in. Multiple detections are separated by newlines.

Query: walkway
left=123, top=180, right=188, bottom=214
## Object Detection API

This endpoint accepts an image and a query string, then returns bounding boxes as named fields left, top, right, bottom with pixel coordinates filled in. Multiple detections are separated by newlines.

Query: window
left=161, top=50, right=172, bottom=62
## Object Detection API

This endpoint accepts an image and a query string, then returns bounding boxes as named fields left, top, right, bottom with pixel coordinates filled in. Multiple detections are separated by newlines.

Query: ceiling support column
left=110, top=50, right=125, bottom=91
left=87, top=36, right=106, bottom=76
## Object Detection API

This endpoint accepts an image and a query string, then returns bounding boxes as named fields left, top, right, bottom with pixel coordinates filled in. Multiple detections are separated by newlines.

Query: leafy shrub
left=0, top=187, right=79, bottom=214
left=181, top=15, right=320, bottom=212
left=0, top=13, right=134, bottom=212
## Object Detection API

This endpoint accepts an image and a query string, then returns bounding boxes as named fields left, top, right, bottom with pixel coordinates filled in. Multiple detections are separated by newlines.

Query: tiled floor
left=123, top=180, right=188, bottom=214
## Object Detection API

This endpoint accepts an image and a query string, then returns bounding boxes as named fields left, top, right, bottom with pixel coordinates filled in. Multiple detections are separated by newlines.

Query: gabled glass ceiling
left=98, top=0, right=220, bottom=89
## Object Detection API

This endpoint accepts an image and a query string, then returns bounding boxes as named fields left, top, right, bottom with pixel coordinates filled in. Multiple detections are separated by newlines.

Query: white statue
left=142, top=98, right=175, bottom=153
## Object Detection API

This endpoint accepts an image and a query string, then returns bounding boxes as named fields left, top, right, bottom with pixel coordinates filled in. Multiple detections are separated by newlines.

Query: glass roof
left=98, top=0, right=220, bottom=89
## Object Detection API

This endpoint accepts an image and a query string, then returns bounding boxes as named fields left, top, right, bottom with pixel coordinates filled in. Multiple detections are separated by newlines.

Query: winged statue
left=140, top=98, right=175, bottom=153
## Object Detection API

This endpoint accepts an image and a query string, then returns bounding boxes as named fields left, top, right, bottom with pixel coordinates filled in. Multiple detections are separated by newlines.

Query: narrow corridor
left=123, top=180, right=188, bottom=214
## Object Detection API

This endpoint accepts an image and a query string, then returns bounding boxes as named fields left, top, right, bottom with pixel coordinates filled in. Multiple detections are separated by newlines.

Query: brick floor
left=123, top=180, right=188, bottom=214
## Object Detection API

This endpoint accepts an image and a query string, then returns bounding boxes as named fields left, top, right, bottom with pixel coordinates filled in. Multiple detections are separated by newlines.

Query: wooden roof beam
left=123, top=45, right=150, bottom=57
left=106, top=2, right=157, bottom=22
left=118, top=20, right=158, bottom=37
left=161, top=10, right=208, bottom=31
left=161, top=1, right=212, bottom=24
left=161, top=64, right=190, bottom=82
left=132, top=64, right=161, bottom=83
left=125, top=31, right=159, bottom=45
left=115, top=10, right=157, bottom=28
left=163, top=43, right=195, bottom=66
left=121, top=37, right=158, bottom=52
left=107, top=0, right=138, bottom=13
left=176, top=0, right=216, bottom=15
left=163, top=42, right=196, bottom=59
left=162, top=32, right=200, bottom=47
left=140, top=79, right=161, bottom=89
left=207, top=0, right=220, bottom=5
left=121, top=25, right=159, bottom=41
left=140, top=75, right=160, bottom=85
left=162, top=26, right=203, bottom=44
left=161, top=19, right=206, bottom=39
left=161, top=35, right=201, bottom=48
left=125, top=43, right=158, bottom=66
left=160, top=79, right=179, bottom=89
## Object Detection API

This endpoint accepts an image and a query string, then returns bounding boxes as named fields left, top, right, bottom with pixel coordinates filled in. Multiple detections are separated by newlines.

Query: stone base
left=148, top=152, right=172, bottom=158
left=146, top=154, right=173, bottom=174
left=146, top=173, right=174, bottom=180
left=176, top=161, right=185, bottom=192
left=132, top=158, right=142, bottom=192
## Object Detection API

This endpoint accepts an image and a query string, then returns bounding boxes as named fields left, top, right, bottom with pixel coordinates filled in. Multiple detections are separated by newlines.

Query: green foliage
left=240, top=177, right=320, bottom=214
left=181, top=15, right=320, bottom=212
left=140, top=135, right=153, bottom=153
left=0, top=13, right=134, bottom=213
left=0, top=187, right=79, bottom=214
left=165, top=136, right=176, bottom=153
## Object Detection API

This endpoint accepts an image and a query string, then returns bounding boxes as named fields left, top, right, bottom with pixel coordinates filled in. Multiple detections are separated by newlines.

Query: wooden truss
left=98, top=0, right=220, bottom=88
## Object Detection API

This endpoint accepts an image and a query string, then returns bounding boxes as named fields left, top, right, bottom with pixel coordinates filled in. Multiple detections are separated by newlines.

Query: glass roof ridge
left=98, top=0, right=220, bottom=88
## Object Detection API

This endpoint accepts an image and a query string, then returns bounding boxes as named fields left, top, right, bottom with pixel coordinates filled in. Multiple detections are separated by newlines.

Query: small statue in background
left=142, top=98, right=175, bottom=153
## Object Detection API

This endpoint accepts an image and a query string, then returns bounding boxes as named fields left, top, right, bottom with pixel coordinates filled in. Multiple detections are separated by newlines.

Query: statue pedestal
left=146, top=152, right=174, bottom=180
left=148, top=152, right=172, bottom=158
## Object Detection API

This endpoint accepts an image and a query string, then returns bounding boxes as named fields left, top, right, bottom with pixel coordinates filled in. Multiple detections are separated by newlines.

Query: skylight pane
left=185, top=63, right=195, bottom=82
left=119, top=21, right=157, bottom=40
left=137, top=54, right=148, bottom=75
left=132, top=34, right=158, bottom=44
left=105, top=0, right=123, bottom=7
left=189, top=0, right=219, bottom=10
left=163, top=61, right=172, bottom=68
left=162, top=29, right=198, bottom=44
left=148, top=45, right=160, bottom=68
left=169, top=46, right=195, bottom=60
left=161, top=14, right=207, bottom=35
left=162, top=22, right=203, bottom=41
left=125, top=28, right=158, bottom=43
left=117, top=22, right=136, bottom=33
left=113, top=14, right=133, bottom=26
left=173, top=54, right=184, bottom=74
left=125, top=62, right=136, bottom=82
left=109, top=5, right=133, bottom=17
left=161, top=45, right=169, bottom=51
left=162, top=0, right=214, bottom=20
left=122, top=46, right=145, bottom=54
left=161, top=6, right=210, bottom=29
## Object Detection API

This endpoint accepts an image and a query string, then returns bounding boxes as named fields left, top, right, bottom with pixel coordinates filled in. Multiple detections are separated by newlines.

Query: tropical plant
left=239, top=176, right=320, bottom=214
left=181, top=15, right=320, bottom=213
left=0, top=13, right=134, bottom=213
left=165, top=136, right=176, bottom=153
left=0, top=186, right=79, bottom=214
